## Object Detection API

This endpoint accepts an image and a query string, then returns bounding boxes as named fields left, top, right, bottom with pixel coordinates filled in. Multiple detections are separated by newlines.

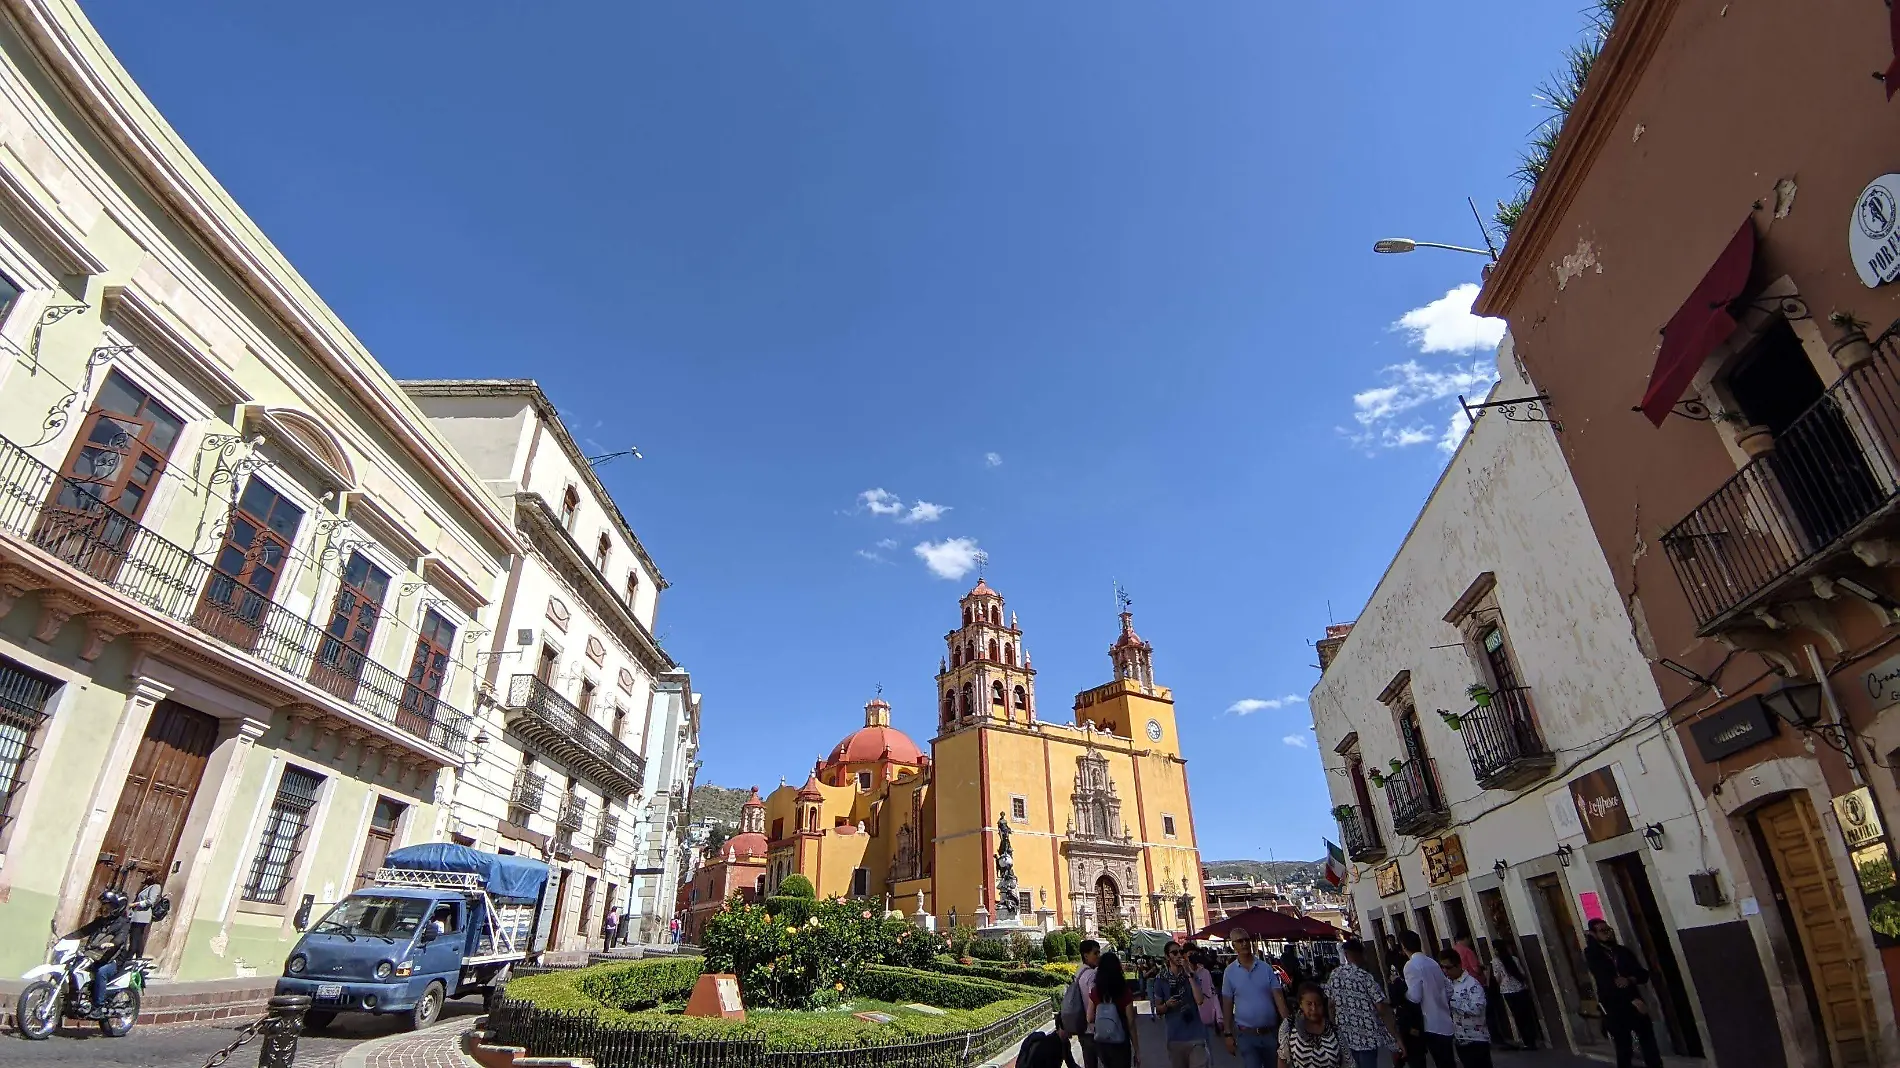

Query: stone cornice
left=516, top=492, right=675, bottom=676
left=1474, top=0, right=1682, bottom=317
left=1, top=0, right=522, bottom=558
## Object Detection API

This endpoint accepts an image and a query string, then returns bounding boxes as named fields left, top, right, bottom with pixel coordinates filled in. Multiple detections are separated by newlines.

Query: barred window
left=243, top=766, right=324, bottom=903
left=0, top=659, right=57, bottom=829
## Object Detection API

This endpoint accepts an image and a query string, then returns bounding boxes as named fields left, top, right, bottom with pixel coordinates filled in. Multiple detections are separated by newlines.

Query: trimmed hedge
left=777, top=873, right=815, bottom=898
left=967, top=937, right=1011, bottom=961
left=920, top=959, right=1067, bottom=989
left=762, top=896, right=814, bottom=927
left=573, top=956, right=703, bottom=1010
left=499, top=959, right=1056, bottom=1053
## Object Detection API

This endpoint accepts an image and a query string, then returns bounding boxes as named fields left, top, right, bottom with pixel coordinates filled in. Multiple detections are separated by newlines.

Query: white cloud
left=899, top=500, right=950, bottom=524
left=876, top=538, right=898, bottom=550
left=1394, top=283, right=1507, bottom=354
left=914, top=537, right=984, bottom=580
left=984, top=452, right=1003, bottom=468
left=858, top=488, right=903, bottom=516
left=1346, top=358, right=1497, bottom=452
left=1281, top=735, right=1309, bottom=748
left=1228, top=695, right=1304, bottom=716
left=855, top=548, right=888, bottom=564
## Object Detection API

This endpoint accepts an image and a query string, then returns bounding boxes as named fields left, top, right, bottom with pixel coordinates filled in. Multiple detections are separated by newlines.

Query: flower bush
left=701, top=895, right=944, bottom=1009
left=776, top=873, right=816, bottom=898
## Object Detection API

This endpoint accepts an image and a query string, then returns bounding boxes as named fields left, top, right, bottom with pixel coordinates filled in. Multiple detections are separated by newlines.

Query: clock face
left=1146, top=719, right=1163, bottom=741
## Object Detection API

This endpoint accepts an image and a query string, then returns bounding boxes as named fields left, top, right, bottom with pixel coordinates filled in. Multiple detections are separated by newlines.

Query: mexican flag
left=1322, top=839, right=1348, bottom=888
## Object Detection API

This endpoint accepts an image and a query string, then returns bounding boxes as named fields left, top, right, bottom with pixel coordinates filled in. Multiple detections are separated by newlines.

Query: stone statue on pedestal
left=995, top=812, right=1020, bottom=923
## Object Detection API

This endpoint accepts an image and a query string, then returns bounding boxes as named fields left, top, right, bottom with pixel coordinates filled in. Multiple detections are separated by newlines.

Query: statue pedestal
left=1034, top=907, right=1057, bottom=932
left=911, top=911, right=937, bottom=932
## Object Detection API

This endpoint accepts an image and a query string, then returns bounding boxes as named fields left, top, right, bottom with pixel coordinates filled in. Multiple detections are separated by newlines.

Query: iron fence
left=1459, top=686, right=1551, bottom=788
left=1664, top=321, right=1900, bottom=628
left=487, top=993, right=1050, bottom=1068
left=1385, top=757, right=1447, bottom=837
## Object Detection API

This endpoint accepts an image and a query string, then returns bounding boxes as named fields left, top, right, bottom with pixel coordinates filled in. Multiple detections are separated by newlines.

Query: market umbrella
left=1192, top=907, right=1314, bottom=942
left=1295, top=915, right=1344, bottom=941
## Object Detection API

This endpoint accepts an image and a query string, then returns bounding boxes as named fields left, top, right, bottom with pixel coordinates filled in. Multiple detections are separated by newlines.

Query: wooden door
left=1529, top=872, right=1595, bottom=1047
left=193, top=479, right=303, bottom=650
left=83, top=702, right=217, bottom=918
left=38, top=372, right=185, bottom=581
left=1756, top=794, right=1878, bottom=1068
left=312, top=552, right=389, bottom=704
left=354, top=797, right=405, bottom=890
left=548, top=868, right=571, bottom=950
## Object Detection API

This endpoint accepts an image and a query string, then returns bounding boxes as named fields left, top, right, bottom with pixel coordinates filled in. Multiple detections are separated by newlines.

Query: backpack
left=1092, top=997, right=1127, bottom=1044
left=150, top=896, right=172, bottom=923
left=1018, top=1031, right=1072, bottom=1068
left=1059, top=968, right=1092, bottom=1034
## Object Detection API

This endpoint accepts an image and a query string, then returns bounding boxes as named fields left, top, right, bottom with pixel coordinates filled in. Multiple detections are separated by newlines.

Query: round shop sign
left=1851, top=173, right=1900, bottom=287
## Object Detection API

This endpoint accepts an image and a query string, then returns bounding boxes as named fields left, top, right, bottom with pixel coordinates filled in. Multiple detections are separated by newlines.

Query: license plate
left=316, top=984, right=341, bottom=1000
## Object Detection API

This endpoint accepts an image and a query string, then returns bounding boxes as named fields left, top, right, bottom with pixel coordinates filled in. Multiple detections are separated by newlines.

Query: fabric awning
left=1638, top=218, right=1758, bottom=426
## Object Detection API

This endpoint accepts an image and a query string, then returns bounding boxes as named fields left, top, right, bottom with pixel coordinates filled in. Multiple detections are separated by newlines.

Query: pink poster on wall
left=1579, top=891, right=1604, bottom=923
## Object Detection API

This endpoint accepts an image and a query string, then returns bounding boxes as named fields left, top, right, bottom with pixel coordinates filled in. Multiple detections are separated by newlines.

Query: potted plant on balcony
left=1332, top=804, right=1354, bottom=821
left=1829, top=311, right=1875, bottom=370
left=1465, top=684, right=1493, bottom=708
left=1733, top=422, right=1776, bottom=459
left=1440, top=708, right=1465, bottom=731
left=1367, top=769, right=1387, bottom=789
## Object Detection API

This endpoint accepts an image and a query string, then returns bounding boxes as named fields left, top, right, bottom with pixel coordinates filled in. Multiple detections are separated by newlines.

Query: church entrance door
left=1095, top=875, right=1121, bottom=927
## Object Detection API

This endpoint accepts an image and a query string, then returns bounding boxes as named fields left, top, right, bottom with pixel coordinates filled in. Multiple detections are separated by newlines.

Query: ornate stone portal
left=1064, top=747, right=1141, bottom=931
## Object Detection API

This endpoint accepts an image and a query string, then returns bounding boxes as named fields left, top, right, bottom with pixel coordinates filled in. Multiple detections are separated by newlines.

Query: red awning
left=1638, top=218, right=1757, bottom=426
left=1193, top=906, right=1326, bottom=942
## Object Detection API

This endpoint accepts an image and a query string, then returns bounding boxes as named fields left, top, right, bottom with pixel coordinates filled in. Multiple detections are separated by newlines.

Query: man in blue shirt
left=1221, top=927, right=1289, bottom=1068
left=1148, top=941, right=1210, bottom=1068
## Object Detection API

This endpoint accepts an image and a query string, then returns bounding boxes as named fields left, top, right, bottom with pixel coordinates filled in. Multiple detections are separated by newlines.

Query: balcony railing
left=507, top=773, right=545, bottom=828
left=557, top=794, right=586, bottom=831
left=504, top=674, right=645, bottom=799
left=1460, top=687, right=1555, bottom=791
left=1664, top=325, right=1900, bottom=630
left=1336, top=804, right=1385, bottom=862
left=0, top=433, right=467, bottom=755
left=594, top=814, right=619, bottom=854
left=1385, top=757, right=1449, bottom=838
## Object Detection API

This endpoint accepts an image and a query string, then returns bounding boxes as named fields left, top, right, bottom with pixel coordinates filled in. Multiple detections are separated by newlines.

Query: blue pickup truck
left=275, top=844, right=552, bottom=1030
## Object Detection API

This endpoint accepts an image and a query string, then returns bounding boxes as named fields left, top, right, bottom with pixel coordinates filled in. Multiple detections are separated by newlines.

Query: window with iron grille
left=243, top=766, right=324, bottom=903
left=0, top=659, right=58, bottom=832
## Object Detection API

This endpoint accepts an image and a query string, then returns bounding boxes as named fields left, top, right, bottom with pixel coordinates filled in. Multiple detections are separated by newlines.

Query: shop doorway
left=1370, top=917, right=1392, bottom=976
left=1414, top=906, right=1442, bottom=955
left=1443, top=896, right=1474, bottom=943
left=1602, top=853, right=1704, bottom=1057
left=1481, top=886, right=1550, bottom=1049
left=1528, top=872, right=1596, bottom=1049
left=83, top=702, right=219, bottom=919
left=1752, top=794, right=1878, bottom=1068
left=548, top=868, right=571, bottom=950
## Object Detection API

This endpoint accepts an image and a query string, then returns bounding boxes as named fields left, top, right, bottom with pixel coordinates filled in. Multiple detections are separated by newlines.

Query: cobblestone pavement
left=336, top=1017, right=471, bottom=1068
left=0, top=998, right=483, bottom=1068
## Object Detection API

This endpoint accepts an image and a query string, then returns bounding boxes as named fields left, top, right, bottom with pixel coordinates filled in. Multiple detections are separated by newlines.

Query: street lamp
left=1760, top=678, right=1824, bottom=728
left=1373, top=237, right=1494, bottom=257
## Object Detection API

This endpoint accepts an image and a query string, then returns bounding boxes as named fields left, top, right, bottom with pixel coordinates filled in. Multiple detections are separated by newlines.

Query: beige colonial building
left=0, top=0, right=520, bottom=981
left=404, top=380, right=699, bottom=952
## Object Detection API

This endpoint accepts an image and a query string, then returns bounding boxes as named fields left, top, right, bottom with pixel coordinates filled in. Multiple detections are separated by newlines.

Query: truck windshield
left=312, top=895, right=431, bottom=943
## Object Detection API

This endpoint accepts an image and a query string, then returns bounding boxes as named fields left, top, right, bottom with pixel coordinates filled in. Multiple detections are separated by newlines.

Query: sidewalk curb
left=335, top=1015, right=475, bottom=1068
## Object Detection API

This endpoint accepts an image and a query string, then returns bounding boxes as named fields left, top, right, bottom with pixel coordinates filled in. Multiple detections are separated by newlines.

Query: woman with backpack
left=1087, top=951, right=1142, bottom=1068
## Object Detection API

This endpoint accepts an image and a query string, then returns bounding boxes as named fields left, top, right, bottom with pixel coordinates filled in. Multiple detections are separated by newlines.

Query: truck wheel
left=407, top=982, right=444, bottom=1031
left=302, top=1010, right=336, bottom=1031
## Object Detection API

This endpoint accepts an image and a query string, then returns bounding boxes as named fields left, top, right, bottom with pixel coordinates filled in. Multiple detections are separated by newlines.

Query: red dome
left=826, top=724, right=924, bottom=767
left=724, top=832, right=769, bottom=859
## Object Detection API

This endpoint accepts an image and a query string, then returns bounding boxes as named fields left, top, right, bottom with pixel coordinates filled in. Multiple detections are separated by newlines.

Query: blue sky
left=85, top=2, right=1584, bottom=862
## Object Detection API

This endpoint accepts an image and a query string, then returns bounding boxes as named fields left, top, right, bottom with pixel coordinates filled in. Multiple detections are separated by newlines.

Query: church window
left=1013, top=686, right=1027, bottom=710
left=991, top=681, right=1005, bottom=705
left=771, top=818, right=783, bottom=839
left=989, top=605, right=1000, bottom=625
left=857, top=771, right=872, bottom=791
left=963, top=606, right=972, bottom=625
left=835, top=815, right=849, bottom=828
left=850, top=867, right=870, bottom=898
left=942, top=693, right=956, bottom=722
left=1019, top=891, right=1033, bottom=914
left=1010, top=795, right=1027, bottom=822
left=964, top=641, right=974, bottom=664
left=951, top=646, right=962, bottom=669
left=961, top=683, right=973, bottom=714
left=1004, top=642, right=1015, bottom=666
left=1163, top=814, right=1177, bottom=838
left=988, top=639, right=999, bottom=661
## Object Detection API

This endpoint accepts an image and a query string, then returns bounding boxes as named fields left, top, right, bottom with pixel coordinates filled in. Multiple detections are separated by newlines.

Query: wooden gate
left=1757, top=793, right=1878, bottom=1068
left=83, top=701, right=217, bottom=917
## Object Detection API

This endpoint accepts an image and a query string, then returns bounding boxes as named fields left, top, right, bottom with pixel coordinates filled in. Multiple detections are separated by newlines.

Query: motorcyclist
left=72, top=889, right=132, bottom=1017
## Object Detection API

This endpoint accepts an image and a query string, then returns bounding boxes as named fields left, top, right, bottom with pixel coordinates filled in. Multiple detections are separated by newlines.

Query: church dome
left=725, top=831, right=769, bottom=859
left=827, top=724, right=924, bottom=767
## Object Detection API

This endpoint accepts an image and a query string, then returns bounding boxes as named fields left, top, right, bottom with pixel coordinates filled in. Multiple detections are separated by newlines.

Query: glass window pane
left=267, top=498, right=304, bottom=538
left=238, top=478, right=276, bottom=518
left=92, top=372, right=145, bottom=420
left=145, top=408, right=184, bottom=454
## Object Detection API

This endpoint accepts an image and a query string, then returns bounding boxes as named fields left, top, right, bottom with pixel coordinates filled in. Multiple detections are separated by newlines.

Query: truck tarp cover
left=385, top=843, right=549, bottom=902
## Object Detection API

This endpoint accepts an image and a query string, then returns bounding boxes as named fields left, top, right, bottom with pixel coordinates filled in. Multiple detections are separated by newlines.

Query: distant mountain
left=1203, top=859, right=1324, bottom=884
left=688, top=784, right=752, bottom=828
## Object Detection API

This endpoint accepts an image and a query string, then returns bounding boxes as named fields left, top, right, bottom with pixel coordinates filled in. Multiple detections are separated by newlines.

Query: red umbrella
left=1192, top=907, right=1315, bottom=942
left=1296, top=915, right=1344, bottom=941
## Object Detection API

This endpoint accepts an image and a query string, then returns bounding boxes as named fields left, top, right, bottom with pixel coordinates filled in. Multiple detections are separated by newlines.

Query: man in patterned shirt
left=1437, top=948, right=1493, bottom=1068
left=1324, top=939, right=1397, bottom=1068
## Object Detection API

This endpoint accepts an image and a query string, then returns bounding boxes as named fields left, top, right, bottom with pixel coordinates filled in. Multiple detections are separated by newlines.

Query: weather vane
left=975, top=551, right=989, bottom=580
left=1115, top=580, right=1133, bottom=613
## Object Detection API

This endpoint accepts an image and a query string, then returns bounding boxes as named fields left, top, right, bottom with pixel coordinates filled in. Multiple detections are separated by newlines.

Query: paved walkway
left=335, top=1015, right=472, bottom=1068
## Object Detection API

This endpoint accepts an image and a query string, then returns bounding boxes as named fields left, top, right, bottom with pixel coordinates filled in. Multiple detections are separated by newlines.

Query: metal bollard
left=256, top=994, right=309, bottom=1068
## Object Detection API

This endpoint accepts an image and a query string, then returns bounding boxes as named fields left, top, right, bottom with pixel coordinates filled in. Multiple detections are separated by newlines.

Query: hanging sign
left=1374, top=861, right=1405, bottom=898
left=1852, top=173, right=1900, bottom=287
left=1833, top=787, right=1886, bottom=851
left=1422, top=835, right=1469, bottom=887
left=1570, top=766, right=1633, bottom=844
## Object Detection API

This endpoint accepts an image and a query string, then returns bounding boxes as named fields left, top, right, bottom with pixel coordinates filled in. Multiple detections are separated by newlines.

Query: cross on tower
left=1115, top=581, right=1133, bottom=613
left=975, top=551, right=989, bottom=581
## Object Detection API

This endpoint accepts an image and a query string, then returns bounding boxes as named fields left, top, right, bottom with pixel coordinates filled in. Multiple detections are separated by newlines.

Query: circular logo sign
left=1145, top=719, right=1163, bottom=741
left=1850, top=174, right=1900, bottom=288
left=1862, top=185, right=1899, bottom=241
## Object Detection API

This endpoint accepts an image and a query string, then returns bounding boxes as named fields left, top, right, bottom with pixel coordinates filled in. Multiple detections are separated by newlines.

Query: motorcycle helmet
left=98, top=888, right=127, bottom=913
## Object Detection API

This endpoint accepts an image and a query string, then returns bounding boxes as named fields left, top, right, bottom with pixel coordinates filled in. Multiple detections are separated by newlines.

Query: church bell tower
left=935, top=577, right=1038, bottom=736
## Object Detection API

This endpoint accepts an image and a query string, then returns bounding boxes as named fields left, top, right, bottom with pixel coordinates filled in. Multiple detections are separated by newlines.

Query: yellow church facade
left=761, top=580, right=1206, bottom=934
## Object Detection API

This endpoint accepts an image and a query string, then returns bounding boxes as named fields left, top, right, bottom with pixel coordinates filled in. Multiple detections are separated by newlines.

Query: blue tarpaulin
left=385, top=843, right=549, bottom=903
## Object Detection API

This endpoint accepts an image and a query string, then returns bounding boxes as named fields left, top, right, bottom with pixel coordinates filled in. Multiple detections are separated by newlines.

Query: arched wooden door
left=1095, top=874, right=1120, bottom=926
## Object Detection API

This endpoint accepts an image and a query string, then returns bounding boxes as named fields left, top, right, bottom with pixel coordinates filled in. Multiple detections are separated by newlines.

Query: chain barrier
left=198, top=994, right=309, bottom=1068
left=199, top=1016, right=266, bottom=1068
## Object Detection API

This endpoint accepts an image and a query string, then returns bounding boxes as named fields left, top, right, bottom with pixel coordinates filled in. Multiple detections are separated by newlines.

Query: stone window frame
left=1010, top=794, right=1028, bottom=822
left=1442, top=572, right=1530, bottom=703
left=1684, top=275, right=1839, bottom=469
left=1161, top=813, right=1177, bottom=838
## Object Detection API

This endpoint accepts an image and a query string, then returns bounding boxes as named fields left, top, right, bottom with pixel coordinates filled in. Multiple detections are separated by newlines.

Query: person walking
left=1190, top=946, right=1223, bottom=1060
left=1400, top=929, right=1456, bottom=1068
left=127, top=875, right=163, bottom=959
left=1222, top=926, right=1290, bottom=1068
left=1438, top=949, right=1492, bottom=1068
left=1277, top=982, right=1348, bottom=1068
left=1584, top=919, right=1664, bottom=1068
left=1061, top=939, right=1104, bottom=1068
left=602, top=905, right=620, bottom=952
left=1149, top=942, right=1211, bottom=1068
left=1087, top=951, right=1141, bottom=1068
left=1490, top=939, right=1537, bottom=1050
left=1325, top=939, right=1398, bottom=1068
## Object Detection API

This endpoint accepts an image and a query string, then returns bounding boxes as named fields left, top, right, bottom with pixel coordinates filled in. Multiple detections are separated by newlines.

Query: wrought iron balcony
left=0, top=433, right=468, bottom=755
left=504, top=674, right=645, bottom=800
left=557, top=794, right=586, bottom=832
left=1460, top=687, right=1555, bottom=790
left=1385, top=757, right=1450, bottom=838
left=1664, top=324, right=1900, bottom=631
left=594, top=813, right=619, bottom=854
left=1336, top=804, right=1385, bottom=862
left=507, top=772, right=544, bottom=827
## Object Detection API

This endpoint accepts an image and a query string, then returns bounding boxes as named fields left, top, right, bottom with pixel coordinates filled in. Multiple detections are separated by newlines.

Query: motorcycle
left=15, top=936, right=150, bottom=1039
